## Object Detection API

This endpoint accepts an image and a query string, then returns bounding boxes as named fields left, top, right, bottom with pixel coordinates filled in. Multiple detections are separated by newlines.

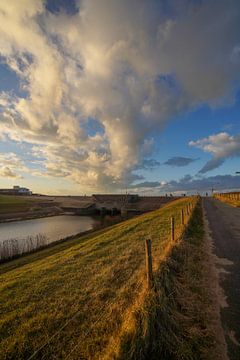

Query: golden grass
left=0, top=197, right=196, bottom=359
left=213, top=193, right=240, bottom=207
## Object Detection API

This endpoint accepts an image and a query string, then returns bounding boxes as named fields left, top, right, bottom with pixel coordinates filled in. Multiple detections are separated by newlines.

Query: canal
left=0, top=215, right=97, bottom=260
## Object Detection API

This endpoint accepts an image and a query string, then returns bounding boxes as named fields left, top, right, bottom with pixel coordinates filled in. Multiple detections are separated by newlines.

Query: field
left=0, top=197, right=198, bottom=359
left=213, top=192, right=240, bottom=207
left=0, top=195, right=34, bottom=214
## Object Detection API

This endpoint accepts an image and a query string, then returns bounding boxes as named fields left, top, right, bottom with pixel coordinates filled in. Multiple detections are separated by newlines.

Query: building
left=0, top=186, right=32, bottom=196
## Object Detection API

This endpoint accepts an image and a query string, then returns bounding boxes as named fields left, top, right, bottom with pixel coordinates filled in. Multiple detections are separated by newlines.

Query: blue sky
left=0, top=0, right=240, bottom=195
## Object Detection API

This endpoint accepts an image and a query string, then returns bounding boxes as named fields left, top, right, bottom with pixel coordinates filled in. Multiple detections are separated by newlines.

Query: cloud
left=130, top=181, right=160, bottom=189
left=0, top=167, right=22, bottom=178
left=189, top=132, right=240, bottom=173
left=135, top=158, right=160, bottom=171
left=164, top=174, right=240, bottom=193
left=0, top=152, right=28, bottom=179
left=164, top=156, right=198, bottom=167
left=131, top=174, right=240, bottom=194
left=0, top=0, right=240, bottom=191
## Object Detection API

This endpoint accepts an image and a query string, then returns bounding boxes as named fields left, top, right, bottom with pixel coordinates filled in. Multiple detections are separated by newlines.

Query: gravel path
left=203, top=198, right=240, bottom=360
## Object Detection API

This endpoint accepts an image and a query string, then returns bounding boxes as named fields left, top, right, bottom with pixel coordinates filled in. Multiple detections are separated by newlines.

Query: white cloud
left=0, top=0, right=240, bottom=191
left=0, top=167, right=22, bottom=179
left=189, top=132, right=240, bottom=173
left=0, top=152, right=27, bottom=178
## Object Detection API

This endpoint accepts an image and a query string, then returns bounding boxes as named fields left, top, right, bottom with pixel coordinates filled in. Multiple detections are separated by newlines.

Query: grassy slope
left=0, top=195, right=33, bottom=214
left=111, top=199, right=217, bottom=360
left=0, top=197, right=194, bottom=360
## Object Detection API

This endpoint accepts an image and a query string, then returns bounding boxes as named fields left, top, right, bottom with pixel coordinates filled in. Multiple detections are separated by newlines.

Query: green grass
left=0, top=197, right=196, bottom=359
left=0, top=195, right=33, bottom=214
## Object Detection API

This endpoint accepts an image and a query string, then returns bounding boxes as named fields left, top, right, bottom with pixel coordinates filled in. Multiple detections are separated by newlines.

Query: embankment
left=0, top=197, right=220, bottom=360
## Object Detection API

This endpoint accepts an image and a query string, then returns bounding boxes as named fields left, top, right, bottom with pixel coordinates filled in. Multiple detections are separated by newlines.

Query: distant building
left=0, top=186, right=32, bottom=196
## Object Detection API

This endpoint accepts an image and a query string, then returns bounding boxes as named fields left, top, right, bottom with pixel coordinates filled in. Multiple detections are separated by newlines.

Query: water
left=0, top=215, right=95, bottom=245
left=0, top=215, right=98, bottom=260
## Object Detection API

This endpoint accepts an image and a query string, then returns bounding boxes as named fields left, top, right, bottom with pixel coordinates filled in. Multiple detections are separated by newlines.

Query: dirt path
left=203, top=197, right=240, bottom=360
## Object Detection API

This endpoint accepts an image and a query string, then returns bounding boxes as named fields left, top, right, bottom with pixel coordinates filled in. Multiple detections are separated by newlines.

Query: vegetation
left=0, top=234, right=48, bottom=262
left=113, top=197, right=217, bottom=359
left=0, top=195, right=33, bottom=214
left=0, top=197, right=209, bottom=360
left=213, top=192, right=240, bottom=207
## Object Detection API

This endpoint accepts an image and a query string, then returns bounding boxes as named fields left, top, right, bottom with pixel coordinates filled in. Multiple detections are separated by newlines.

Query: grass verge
left=213, top=193, right=240, bottom=207
left=105, top=199, right=218, bottom=359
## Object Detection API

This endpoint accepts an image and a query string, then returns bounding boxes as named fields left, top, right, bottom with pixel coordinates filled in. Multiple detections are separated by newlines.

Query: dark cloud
left=135, top=158, right=160, bottom=171
left=132, top=174, right=240, bottom=193
left=130, top=181, right=160, bottom=188
left=164, top=156, right=198, bottom=167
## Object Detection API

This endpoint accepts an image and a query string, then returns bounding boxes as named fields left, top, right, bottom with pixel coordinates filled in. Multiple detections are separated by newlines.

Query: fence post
left=145, top=239, right=153, bottom=289
left=171, top=216, right=175, bottom=242
left=181, top=209, right=184, bottom=225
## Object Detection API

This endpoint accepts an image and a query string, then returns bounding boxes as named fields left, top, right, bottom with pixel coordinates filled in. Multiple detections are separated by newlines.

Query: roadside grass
left=0, top=197, right=195, bottom=360
left=213, top=193, right=240, bottom=207
left=0, top=195, right=33, bottom=214
left=107, top=198, right=217, bottom=360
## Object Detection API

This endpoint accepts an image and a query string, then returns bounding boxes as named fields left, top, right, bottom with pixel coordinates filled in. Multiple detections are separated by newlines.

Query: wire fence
left=25, top=198, right=198, bottom=360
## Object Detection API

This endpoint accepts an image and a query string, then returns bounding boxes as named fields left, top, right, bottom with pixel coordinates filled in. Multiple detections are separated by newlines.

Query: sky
left=0, top=0, right=240, bottom=195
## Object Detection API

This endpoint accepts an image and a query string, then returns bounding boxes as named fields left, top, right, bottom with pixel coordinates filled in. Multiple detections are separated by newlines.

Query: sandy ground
left=203, top=198, right=240, bottom=360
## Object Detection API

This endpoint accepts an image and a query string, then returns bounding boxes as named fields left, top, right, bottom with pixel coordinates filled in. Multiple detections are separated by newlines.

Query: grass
left=0, top=197, right=195, bottom=360
left=213, top=193, right=240, bottom=207
left=111, top=198, right=217, bottom=359
left=0, top=195, right=33, bottom=214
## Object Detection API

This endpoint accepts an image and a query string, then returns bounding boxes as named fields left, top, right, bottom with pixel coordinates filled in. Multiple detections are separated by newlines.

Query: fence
left=144, top=198, right=197, bottom=289
left=24, top=197, right=198, bottom=359
left=213, top=192, right=240, bottom=202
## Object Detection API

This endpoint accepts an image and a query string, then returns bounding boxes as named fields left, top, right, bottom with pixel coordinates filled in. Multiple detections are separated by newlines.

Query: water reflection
left=0, top=214, right=124, bottom=261
left=0, top=215, right=95, bottom=260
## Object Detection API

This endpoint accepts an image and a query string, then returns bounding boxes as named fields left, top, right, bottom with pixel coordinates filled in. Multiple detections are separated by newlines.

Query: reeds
left=0, top=233, right=48, bottom=261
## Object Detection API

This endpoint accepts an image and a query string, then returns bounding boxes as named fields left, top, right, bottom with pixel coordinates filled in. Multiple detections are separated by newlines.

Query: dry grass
left=108, top=199, right=217, bottom=360
left=213, top=193, right=240, bottom=207
left=0, top=197, right=196, bottom=360
left=0, top=234, right=48, bottom=262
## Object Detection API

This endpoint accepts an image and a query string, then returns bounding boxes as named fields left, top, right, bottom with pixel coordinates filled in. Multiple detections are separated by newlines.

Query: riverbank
left=0, top=213, right=127, bottom=264
left=0, top=209, right=64, bottom=223
left=0, top=197, right=200, bottom=359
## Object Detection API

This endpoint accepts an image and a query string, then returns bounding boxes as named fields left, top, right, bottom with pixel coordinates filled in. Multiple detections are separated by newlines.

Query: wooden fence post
left=171, top=217, right=175, bottom=242
left=181, top=209, right=184, bottom=225
left=145, top=239, right=153, bottom=289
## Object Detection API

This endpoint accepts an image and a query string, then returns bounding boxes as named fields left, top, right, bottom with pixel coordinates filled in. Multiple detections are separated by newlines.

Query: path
left=203, top=197, right=240, bottom=360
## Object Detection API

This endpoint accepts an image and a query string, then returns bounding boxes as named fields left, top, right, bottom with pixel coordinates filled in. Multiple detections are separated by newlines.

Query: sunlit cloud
left=189, top=132, right=240, bottom=173
left=0, top=0, right=240, bottom=191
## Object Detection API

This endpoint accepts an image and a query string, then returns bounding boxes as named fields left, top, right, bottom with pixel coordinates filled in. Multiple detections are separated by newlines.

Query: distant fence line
left=214, top=192, right=240, bottom=201
left=145, top=198, right=197, bottom=289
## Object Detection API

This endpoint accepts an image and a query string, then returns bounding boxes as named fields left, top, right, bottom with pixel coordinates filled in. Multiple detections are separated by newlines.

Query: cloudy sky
left=0, top=0, right=240, bottom=195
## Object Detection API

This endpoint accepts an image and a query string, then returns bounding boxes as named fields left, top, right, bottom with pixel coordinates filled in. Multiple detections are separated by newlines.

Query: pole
left=171, top=217, right=175, bottom=242
left=145, top=239, right=153, bottom=289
